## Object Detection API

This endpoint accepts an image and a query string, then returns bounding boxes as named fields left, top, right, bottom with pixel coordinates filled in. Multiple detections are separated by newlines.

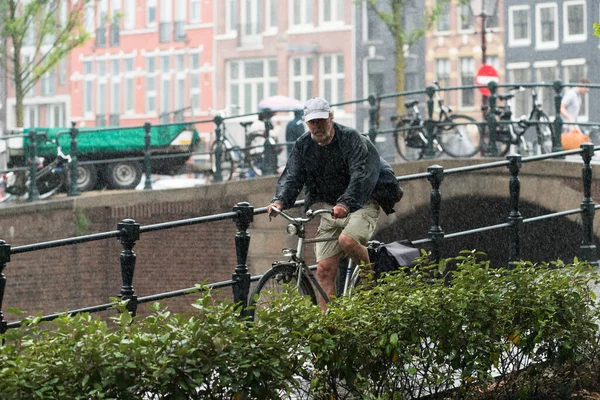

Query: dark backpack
left=368, top=240, right=420, bottom=278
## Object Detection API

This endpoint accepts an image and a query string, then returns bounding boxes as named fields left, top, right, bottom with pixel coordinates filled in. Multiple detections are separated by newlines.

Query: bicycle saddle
left=239, top=121, right=253, bottom=128
left=404, top=99, right=419, bottom=108
left=497, top=93, right=514, bottom=101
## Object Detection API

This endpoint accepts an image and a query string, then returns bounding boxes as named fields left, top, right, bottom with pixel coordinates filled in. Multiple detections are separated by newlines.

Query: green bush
left=1, top=254, right=599, bottom=399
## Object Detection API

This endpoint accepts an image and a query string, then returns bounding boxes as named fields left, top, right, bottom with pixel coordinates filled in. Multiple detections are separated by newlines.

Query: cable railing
left=0, top=141, right=597, bottom=335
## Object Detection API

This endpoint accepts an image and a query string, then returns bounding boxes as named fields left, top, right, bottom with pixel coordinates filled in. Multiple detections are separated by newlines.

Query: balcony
left=174, top=21, right=186, bottom=42
left=109, top=114, right=120, bottom=126
left=159, top=22, right=171, bottom=43
left=95, top=26, right=107, bottom=48
left=109, top=22, right=120, bottom=46
left=95, top=114, right=106, bottom=127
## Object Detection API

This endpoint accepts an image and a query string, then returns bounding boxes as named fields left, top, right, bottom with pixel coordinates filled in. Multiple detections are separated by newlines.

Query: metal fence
left=0, top=140, right=597, bottom=334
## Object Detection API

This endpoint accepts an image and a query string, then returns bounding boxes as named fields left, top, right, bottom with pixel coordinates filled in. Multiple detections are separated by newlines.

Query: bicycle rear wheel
left=248, top=263, right=316, bottom=319
left=246, top=132, right=267, bottom=176
left=437, top=114, right=482, bottom=158
left=210, top=141, right=235, bottom=181
left=394, top=126, right=426, bottom=161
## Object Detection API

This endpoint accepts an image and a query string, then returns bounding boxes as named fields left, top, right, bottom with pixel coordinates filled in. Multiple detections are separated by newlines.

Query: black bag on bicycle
left=368, top=239, right=420, bottom=278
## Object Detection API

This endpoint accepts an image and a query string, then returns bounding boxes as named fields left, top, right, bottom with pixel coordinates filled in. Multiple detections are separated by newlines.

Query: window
left=366, top=59, right=384, bottom=95
left=435, top=58, right=450, bottom=90
left=190, top=0, right=202, bottom=24
left=226, top=0, right=237, bottom=32
left=97, top=0, right=108, bottom=26
left=320, top=54, right=344, bottom=105
left=508, top=66, right=531, bottom=118
left=320, top=0, right=344, bottom=25
left=291, top=0, right=313, bottom=27
left=124, top=57, right=135, bottom=114
left=563, top=61, right=588, bottom=119
left=58, top=59, right=67, bottom=86
left=175, top=0, right=186, bottom=40
left=534, top=63, right=557, bottom=111
left=46, top=104, right=65, bottom=128
left=124, top=0, right=135, bottom=29
left=459, top=5, right=473, bottom=31
left=564, top=1, right=586, bottom=42
left=290, top=56, right=314, bottom=101
left=228, top=58, right=278, bottom=114
left=508, top=6, right=530, bottom=46
left=175, top=54, right=186, bottom=110
left=160, top=0, right=172, bottom=42
left=535, top=3, right=558, bottom=49
left=111, top=59, right=120, bottom=115
left=83, top=61, right=94, bottom=114
left=459, top=57, right=475, bottom=108
left=147, top=0, right=157, bottom=27
left=146, top=56, right=157, bottom=113
left=436, top=2, right=450, bottom=32
left=486, top=55, right=500, bottom=71
left=161, top=55, right=170, bottom=73
left=241, top=0, right=261, bottom=42
left=24, top=105, right=39, bottom=128
left=161, top=78, right=171, bottom=114
left=41, top=70, right=55, bottom=96
left=97, top=81, right=107, bottom=116
left=266, top=0, right=277, bottom=30
left=190, top=53, right=201, bottom=111
left=84, top=2, right=95, bottom=33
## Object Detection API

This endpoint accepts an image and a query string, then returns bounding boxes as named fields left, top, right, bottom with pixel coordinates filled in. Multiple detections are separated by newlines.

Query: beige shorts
left=315, top=201, right=381, bottom=262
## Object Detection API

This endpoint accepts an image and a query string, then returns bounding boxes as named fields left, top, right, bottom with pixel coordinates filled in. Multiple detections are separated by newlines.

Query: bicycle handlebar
left=270, top=206, right=333, bottom=223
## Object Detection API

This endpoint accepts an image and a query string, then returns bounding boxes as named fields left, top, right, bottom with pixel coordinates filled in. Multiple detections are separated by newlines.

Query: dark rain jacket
left=272, top=122, right=403, bottom=215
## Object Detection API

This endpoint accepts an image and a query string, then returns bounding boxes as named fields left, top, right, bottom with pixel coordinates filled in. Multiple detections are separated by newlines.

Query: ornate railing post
left=68, top=122, right=81, bottom=197
left=484, top=81, right=499, bottom=157
left=507, top=155, right=523, bottom=265
left=232, top=202, right=253, bottom=313
left=213, top=115, right=224, bottom=182
left=552, top=80, right=565, bottom=154
left=28, top=129, right=40, bottom=201
left=427, top=165, right=445, bottom=263
left=118, top=219, right=140, bottom=316
left=143, top=122, right=153, bottom=190
left=261, top=109, right=277, bottom=176
left=368, top=94, right=380, bottom=143
left=579, top=143, right=598, bottom=266
left=423, top=86, right=437, bottom=159
left=0, top=240, right=11, bottom=337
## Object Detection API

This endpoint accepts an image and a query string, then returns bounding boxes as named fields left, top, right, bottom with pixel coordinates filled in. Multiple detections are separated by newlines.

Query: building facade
left=68, top=0, right=214, bottom=140
left=424, top=0, right=505, bottom=121
left=213, top=0, right=355, bottom=144
left=504, top=0, right=599, bottom=123
left=354, top=0, right=426, bottom=161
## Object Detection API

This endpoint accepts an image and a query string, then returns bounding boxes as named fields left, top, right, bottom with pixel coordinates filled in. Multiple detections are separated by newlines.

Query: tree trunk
left=395, top=43, right=406, bottom=116
left=12, top=45, right=24, bottom=128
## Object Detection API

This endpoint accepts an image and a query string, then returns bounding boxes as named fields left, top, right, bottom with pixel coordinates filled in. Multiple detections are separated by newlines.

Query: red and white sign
left=475, top=64, right=499, bottom=96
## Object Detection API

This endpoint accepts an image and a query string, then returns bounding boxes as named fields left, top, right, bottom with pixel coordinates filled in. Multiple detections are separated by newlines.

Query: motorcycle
left=0, top=146, right=72, bottom=202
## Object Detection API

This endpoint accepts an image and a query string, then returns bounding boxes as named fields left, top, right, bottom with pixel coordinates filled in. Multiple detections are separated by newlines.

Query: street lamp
left=469, top=0, right=499, bottom=66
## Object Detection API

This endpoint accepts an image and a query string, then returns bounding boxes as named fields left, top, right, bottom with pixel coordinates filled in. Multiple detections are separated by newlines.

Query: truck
left=2, top=123, right=201, bottom=192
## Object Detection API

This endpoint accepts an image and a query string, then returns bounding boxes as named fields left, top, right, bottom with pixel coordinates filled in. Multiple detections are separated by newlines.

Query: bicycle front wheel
left=210, top=141, right=235, bottom=181
left=437, top=114, right=482, bottom=158
left=249, top=263, right=316, bottom=318
left=394, top=126, right=426, bottom=161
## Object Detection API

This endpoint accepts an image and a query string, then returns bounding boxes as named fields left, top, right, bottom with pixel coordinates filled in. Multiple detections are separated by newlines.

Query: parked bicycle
left=391, top=81, right=482, bottom=161
left=208, top=106, right=276, bottom=181
left=483, top=86, right=554, bottom=156
left=0, top=140, right=71, bottom=202
left=249, top=206, right=373, bottom=318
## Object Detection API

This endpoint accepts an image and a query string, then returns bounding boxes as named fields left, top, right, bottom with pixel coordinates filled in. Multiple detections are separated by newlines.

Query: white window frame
left=319, top=0, right=344, bottom=26
left=508, top=5, right=531, bottom=47
left=458, top=57, right=475, bottom=109
left=265, top=0, right=277, bottom=32
left=189, top=52, right=201, bottom=113
left=226, top=0, right=237, bottom=32
left=84, top=2, right=95, bottom=33
left=363, top=56, right=385, bottom=98
left=533, top=60, right=558, bottom=110
left=562, top=59, right=588, bottom=121
left=46, top=104, right=65, bottom=128
left=174, top=52, right=186, bottom=111
left=97, top=81, right=107, bottom=116
left=563, top=0, right=586, bottom=43
left=535, top=3, right=558, bottom=50
left=145, top=55, right=158, bottom=114
left=124, top=56, right=135, bottom=115
left=190, top=0, right=202, bottom=24
left=240, top=0, right=261, bottom=44
left=319, top=54, right=344, bottom=105
left=110, top=58, right=121, bottom=115
left=227, top=58, right=278, bottom=115
left=289, top=0, right=313, bottom=29
left=124, top=0, right=135, bottom=30
left=147, top=0, right=157, bottom=27
left=24, top=105, right=39, bottom=128
left=289, top=56, right=314, bottom=102
left=83, top=60, right=94, bottom=116
left=458, top=4, right=474, bottom=34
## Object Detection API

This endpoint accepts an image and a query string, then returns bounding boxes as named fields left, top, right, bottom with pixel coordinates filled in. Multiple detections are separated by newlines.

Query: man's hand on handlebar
left=267, top=201, right=283, bottom=219
left=333, top=204, right=348, bottom=219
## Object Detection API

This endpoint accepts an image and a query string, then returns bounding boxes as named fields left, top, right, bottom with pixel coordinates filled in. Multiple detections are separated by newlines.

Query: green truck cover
left=23, top=124, right=200, bottom=157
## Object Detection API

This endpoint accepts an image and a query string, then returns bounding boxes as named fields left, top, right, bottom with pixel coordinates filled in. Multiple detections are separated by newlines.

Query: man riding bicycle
left=267, top=97, right=403, bottom=309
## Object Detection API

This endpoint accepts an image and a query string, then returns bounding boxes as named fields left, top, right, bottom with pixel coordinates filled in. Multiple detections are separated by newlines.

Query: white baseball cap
left=303, top=97, right=331, bottom=122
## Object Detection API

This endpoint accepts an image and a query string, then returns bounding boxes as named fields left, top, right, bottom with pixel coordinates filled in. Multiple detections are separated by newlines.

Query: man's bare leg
left=316, top=252, right=343, bottom=311
left=339, top=233, right=369, bottom=265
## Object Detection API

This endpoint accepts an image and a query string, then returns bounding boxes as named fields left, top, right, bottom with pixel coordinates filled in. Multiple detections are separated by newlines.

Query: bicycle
left=208, top=106, right=275, bottom=181
left=249, top=206, right=374, bottom=317
left=391, top=82, right=482, bottom=161
left=483, top=87, right=554, bottom=156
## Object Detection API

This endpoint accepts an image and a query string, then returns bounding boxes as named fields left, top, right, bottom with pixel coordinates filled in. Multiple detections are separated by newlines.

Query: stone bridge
left=0, top=158, right=597, bottom=318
